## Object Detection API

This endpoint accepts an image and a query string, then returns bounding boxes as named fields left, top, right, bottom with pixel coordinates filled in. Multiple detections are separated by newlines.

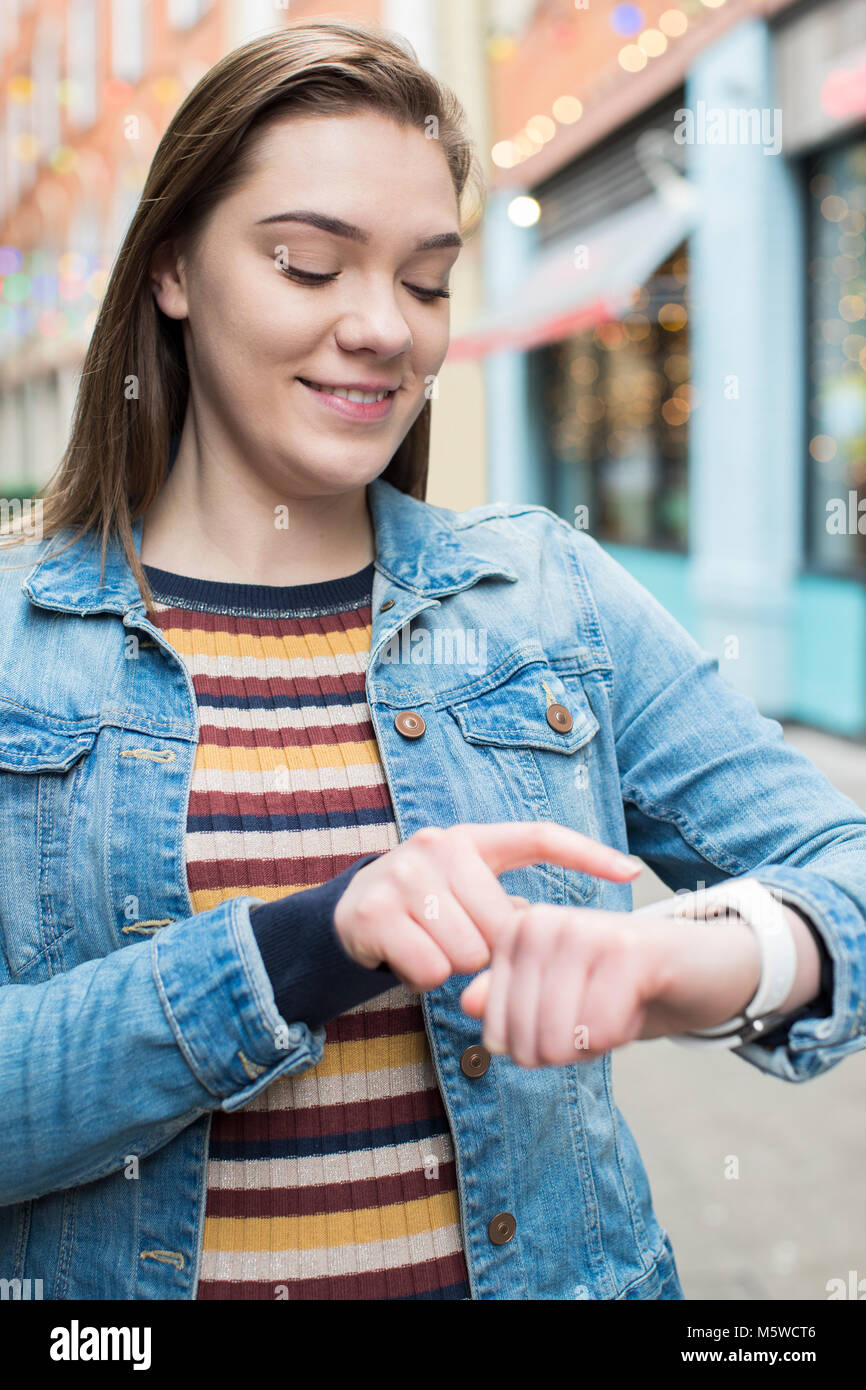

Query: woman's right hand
left=332, top=822, right=641, bottom=993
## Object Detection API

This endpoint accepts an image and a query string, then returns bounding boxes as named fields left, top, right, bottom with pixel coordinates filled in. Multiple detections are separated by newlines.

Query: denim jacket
left=1, top=476, right=865, bottom=1301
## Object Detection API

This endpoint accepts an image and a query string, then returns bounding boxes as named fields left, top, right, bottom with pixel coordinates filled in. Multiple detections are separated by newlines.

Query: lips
left=298, top=379, right=397, bottom=404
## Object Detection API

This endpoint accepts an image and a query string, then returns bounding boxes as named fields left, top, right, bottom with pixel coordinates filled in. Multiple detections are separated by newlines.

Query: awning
left=446, top=186, right=697, bottom=362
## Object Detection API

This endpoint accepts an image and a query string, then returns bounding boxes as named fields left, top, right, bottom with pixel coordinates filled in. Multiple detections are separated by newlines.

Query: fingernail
left=617, top=854, right=642, bottom=874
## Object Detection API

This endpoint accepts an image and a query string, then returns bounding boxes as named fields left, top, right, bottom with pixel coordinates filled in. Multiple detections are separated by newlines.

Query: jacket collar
left=22, top=475, right=518, bottom=616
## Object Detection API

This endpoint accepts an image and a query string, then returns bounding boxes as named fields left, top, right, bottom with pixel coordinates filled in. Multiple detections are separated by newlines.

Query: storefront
left=451, top=0, right=866, bottom=735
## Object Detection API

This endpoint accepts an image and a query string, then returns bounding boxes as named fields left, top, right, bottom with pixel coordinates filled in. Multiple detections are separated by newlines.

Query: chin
left=288, top=452, right=391, bottom=495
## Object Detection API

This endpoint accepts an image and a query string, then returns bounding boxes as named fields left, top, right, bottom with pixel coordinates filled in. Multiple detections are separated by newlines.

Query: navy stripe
left=188, top=806, right=391, bottom=833
left=208, top=1115, right=449, bottom=1162
left=143, top=559, right=374, bottom=615
left=194, top=687, right=369, bottom=711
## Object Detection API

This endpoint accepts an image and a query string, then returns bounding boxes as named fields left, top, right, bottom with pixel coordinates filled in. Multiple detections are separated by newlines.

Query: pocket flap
left=0, top=701, right=98, bottom=771
left=447, top=664, right=599, bottom=754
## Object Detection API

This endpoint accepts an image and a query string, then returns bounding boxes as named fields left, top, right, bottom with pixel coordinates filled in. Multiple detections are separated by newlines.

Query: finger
left=480, top=916, right=520, bottom=1056
left=504, top=913, right=551, bottom=1068
left=460, top=970, right=489, bottom=1017
left=465, top=822, right=639, bottom=884
left=375, top=918, right=454, bottom=992
left=405, top=888, right=491, bottom=976
left=577, top=933, right=647, bottom=1055
left=536, top=921, right=592, bottom=1064
left=444, top=846, right=530, bottom=951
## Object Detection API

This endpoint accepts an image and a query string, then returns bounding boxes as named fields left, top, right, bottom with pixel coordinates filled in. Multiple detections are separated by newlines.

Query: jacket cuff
left=249, top=854, right=401, bottom=1030
left=731, top=867, right=866, bottom=1080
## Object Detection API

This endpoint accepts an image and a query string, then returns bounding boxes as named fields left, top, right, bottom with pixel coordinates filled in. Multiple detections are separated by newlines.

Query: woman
left=0, top=20, right=862, bottom=1303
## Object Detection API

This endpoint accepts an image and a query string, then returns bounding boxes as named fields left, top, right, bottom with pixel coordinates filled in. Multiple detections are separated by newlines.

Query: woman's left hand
left=459, top=899, right=762, bottom=1067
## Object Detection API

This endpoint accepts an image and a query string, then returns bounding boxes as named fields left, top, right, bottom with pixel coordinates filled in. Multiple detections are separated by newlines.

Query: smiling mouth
left=298, top=379, right=397, bottom=404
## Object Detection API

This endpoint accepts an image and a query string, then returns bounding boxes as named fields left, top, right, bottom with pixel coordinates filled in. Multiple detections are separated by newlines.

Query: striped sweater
left=143, top=560, right=472, bottom=1300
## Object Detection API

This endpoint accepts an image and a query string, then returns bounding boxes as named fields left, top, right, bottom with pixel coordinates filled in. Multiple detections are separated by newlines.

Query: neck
left=139, top=431, right=376, bottom=586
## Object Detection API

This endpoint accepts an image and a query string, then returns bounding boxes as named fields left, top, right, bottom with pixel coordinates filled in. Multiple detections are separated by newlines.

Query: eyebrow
left=255, top=209, right=463, bottom=252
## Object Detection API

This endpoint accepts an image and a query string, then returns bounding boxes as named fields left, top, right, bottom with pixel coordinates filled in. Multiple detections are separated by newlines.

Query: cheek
left=411, top=315, right=450, bottom=377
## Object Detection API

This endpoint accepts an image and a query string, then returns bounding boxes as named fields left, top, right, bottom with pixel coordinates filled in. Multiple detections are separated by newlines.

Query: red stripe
left=151, top=605, right=372, bottom=639
left=187, top=783, right=393, bottom=818
left=324, top=1002, right=422, bottom=1041
left=189, top=673, right=367, bottom=700
left=196, top=1250, right=470, bottom=1300
left=210, top=1078, right=444, bottom=1144
left=187, top=852, right=382, bottom=890
left=203, top=1159, right=459, bottom=1219
left=196, top=720, right=376, bottom=750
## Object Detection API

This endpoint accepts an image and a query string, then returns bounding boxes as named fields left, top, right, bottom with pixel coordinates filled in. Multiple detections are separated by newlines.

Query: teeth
left=307, top=382, right=391, bottom=404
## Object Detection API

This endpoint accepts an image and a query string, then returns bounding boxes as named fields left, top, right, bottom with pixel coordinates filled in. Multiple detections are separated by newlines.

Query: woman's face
left=154, top=110, right=463, bottom=498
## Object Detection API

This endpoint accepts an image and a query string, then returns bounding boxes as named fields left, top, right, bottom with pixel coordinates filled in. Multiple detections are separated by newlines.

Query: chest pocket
left=443, top=662, right=602, bottom=903
left=0, top=701, right=99, bottom=979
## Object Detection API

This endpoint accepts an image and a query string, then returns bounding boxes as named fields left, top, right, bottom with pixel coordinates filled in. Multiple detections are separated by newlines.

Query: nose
left=334, top=278, right=414, bottom=358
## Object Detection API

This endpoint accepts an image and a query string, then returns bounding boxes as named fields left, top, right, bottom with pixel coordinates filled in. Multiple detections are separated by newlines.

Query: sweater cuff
left=249, top=854, right=401, bottom=1030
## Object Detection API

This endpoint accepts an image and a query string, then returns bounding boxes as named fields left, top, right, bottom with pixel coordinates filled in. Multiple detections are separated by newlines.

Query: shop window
left=112, top=0, right=148, bottom=84
left=535, top=244, right=690, bottom=551
left=167, top=0, right=213, bottom=29
left=805, top=135, right=866, bottom=574
left=66, top=0, right=99, bottom=130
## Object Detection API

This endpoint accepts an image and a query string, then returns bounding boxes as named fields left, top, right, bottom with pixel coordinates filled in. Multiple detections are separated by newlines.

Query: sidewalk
left=614, top=723, right=866, bottom=1301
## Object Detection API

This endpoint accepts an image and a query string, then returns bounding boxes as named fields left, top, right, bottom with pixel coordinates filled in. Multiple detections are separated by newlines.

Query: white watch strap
left=632, top=879, right=799, bottom=1048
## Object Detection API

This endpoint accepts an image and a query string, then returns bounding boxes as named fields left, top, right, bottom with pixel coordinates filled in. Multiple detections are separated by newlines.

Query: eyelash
left=281, top=266, right=451, bottom=300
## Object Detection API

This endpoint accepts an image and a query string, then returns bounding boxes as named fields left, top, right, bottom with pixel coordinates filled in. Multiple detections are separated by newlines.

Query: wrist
left=637, top=879, right=803, bottom=1049
left=643, top=915, right=761, bottom=1036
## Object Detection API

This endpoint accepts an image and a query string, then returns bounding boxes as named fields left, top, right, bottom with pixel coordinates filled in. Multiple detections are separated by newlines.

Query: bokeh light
left=553, top=95, right=583, bottom=124
left=809, top=435, right=837, bottom=463
left=508, top=196, right=541, bottom=227
left=659, top=10, right=688, bottom=36
left=638, top=29, right=668, bottom=57
left=610, top=5, right=644, bottom=37
left=619, top=45, right=648, bottom=72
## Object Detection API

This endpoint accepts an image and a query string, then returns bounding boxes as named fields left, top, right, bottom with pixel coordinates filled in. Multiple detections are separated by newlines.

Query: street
left=615, top=723, right=866, bottom=1300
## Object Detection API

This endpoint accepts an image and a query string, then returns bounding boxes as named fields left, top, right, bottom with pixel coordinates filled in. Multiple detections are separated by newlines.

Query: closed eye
left=280, top=267, right=450, bottom=300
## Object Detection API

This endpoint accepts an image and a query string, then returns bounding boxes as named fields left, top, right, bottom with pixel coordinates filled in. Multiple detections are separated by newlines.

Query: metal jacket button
left=395, top=710, right=426, bottom=739
left=379, top=599, right=395, bottom=612
left=488, top=1211, right=517, bottom=1245
left=460, top=1044, right=491, bottom=1078
left=546, top=703, right=573, bottom=733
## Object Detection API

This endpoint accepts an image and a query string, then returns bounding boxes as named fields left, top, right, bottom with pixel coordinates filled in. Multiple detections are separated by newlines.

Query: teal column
left=482, top=188, right=539, bottom=504
left=686, top=19, right=805, bottom=715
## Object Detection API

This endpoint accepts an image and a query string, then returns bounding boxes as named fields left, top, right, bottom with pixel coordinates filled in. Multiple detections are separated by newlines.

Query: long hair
left=5, top=20, right=485, bottom=614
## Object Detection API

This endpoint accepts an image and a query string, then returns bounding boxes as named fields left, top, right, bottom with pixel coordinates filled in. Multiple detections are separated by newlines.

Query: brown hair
left=7, top=20, right=485, bottom=615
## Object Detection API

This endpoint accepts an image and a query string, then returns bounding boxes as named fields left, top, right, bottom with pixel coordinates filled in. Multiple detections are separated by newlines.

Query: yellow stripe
left=202, top=1189, right=461, bottom=1253
left=190, top=883, right=311, bottom=913
left=158, top=623, right=371, bottom=661
left=193, top=740, right=381, bottom=773
left=303, top=1029, right=430, bottom=1076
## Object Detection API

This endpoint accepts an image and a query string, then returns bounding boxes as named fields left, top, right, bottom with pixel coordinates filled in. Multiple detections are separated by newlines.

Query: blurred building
left=453, top=0, right=866, bottom=735
left=2, top=0, right=866, bottom=735
left=0, top=0, right=490, bottom=517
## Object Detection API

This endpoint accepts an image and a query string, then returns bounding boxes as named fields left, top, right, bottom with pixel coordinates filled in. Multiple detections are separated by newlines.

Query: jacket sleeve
left=0, top=857, right=397, bottom=1207
left=568, top=525, right=866, bottom=1083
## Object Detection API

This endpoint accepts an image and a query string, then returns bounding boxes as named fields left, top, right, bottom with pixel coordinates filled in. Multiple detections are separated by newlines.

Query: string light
left=491, top=141, right=518, bottom=169
left=526, top=114, right=556, bottom=143
left=809, top=435, right=837, bottom=463
left=659, top=303, right=688, bottom=331
left=659, top=10, right=688, bottom=36
left=507, top=196, right=541, bottom=227
left=638, top=29, right=667, bottom=57
left=553, top=95, right=583, bottom=124
left=619, top=45, right=648, bottom=72
left=610, top=4, right=644, bottom=36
